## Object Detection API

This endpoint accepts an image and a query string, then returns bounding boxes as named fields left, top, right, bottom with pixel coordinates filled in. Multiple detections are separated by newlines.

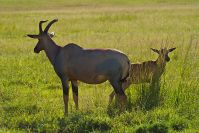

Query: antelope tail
left=120, top=61, right=131, bottom=82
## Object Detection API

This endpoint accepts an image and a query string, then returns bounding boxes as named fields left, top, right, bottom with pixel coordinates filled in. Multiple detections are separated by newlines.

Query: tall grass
left=0, top=0, right=199, bottom=132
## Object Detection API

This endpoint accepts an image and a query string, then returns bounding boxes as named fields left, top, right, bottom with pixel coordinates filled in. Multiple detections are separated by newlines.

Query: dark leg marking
left=71, top=80, right=79, bottom=110
left=71, top=81, right=78, bottom=96
left=61, top=78, right=69, bottom=115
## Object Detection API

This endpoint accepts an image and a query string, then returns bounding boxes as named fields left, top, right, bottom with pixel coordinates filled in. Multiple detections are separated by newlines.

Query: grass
left=0, top=0, right=199, bottom=132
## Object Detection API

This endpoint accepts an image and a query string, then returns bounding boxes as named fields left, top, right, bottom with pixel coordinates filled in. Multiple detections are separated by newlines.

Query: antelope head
left=27, top=19, right=58, bottom=53
left=151, top=47, right=176, bottom=63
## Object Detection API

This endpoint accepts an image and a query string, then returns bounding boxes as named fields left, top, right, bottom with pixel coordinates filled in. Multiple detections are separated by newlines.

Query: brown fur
left=109, top=47, right=176, bottom=104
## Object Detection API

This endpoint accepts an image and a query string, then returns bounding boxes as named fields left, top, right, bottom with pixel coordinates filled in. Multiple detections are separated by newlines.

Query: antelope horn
left=44, top=19, right=58, bottom=33
left=39, top=20, right=48, bottom=33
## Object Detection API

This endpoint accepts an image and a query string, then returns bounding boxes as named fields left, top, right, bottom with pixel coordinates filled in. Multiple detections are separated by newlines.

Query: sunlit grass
left=0, top=0, right=199, bottom=132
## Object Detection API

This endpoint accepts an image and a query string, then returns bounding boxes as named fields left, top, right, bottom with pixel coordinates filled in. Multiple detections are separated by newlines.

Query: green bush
left=135, top=124, right=148, bottom=133
left=135, top=122, right=168, bottom=133
left=170, top=118, right=188, bottom=131
left=148, top=122, right=168, bottom=133
left=57, top=113, right=111, bottom=132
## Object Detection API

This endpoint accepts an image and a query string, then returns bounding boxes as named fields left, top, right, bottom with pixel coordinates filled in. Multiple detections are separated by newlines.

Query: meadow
left=0, top=0, right=199, bottom=132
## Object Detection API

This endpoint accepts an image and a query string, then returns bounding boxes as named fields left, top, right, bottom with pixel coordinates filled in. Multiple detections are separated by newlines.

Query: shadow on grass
left=57, top=112, right=112, bottom=133
left=135, top=122, right=168, bottom=133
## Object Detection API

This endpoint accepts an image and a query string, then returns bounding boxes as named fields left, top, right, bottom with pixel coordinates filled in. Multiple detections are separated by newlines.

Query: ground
left=0, top=0, right=199, bottom=132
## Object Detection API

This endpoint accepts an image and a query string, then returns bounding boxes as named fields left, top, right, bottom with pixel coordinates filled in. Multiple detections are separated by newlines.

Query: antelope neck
left=43, top=39, right=61, bottom=65
left=156, top=57, right=166, bottom=69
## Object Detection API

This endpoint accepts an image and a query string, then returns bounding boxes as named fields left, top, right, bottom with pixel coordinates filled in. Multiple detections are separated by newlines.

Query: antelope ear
left=27, top=34, right=40, bottom=39
left=151, top=48, right=159, bottom=54
left=48, top=32, right=55, bottom=38
left=168, top=47, right=176, bottom=52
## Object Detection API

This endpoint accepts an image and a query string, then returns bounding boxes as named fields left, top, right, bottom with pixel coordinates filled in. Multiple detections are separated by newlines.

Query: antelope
left=27, top=19, right=131, bottom=115
left=109, top=47, right=176, bottom=104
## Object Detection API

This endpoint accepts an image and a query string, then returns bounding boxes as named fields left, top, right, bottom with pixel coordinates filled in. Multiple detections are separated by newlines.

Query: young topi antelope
left=27, top=19, right=131, bottom=115
left=109, top=47, right=176, bottom=104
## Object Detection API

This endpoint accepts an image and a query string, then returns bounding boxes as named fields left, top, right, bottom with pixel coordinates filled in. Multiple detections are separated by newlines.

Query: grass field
left=0, top=0, right=199, bottom=132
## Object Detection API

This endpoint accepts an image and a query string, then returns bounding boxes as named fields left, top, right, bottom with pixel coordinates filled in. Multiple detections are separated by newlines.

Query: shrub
left=170, top=118, right=188, bottom=131
left=148, top=122, right=168, bottom=133
left=57, top=113, right=111, bottom=133
left=135, top=124, right=148, bottom=133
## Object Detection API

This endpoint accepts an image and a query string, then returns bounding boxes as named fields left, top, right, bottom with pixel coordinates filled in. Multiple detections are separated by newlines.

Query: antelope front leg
left=61, top=78, right=69, bottom=116
left=71, top=80, right=79, bottom=110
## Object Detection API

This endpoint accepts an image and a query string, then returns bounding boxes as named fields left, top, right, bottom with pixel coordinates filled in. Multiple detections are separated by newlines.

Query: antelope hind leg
left=109, top=80, right=129, bottom=105
left=109, top=80, right=127, bottom=112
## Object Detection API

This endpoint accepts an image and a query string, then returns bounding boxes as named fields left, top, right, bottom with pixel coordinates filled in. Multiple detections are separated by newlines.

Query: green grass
left=0, top=0, right=199, bottom=132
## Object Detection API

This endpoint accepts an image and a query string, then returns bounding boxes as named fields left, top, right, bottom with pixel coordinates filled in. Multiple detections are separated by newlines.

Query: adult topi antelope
left=109, top=47, right=176, bottom=104
left=27, top=19, right=131, bottom=115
